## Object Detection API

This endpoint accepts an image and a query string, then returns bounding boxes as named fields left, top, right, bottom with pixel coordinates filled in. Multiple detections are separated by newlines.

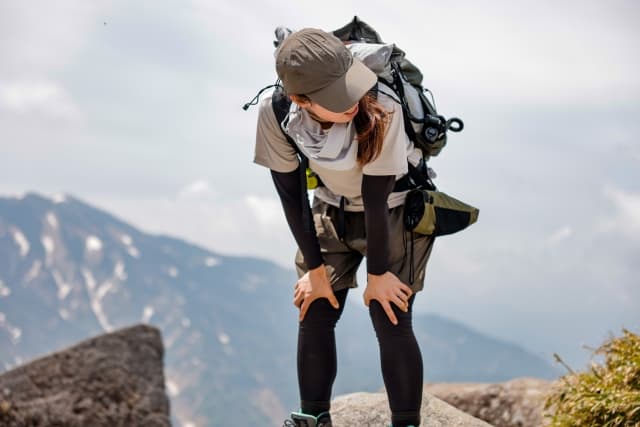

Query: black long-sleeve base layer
left=270, top=168, right=394, bottom=273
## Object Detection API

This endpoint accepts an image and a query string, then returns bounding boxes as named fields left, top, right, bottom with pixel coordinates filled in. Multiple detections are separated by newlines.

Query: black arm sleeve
left=362, top=174, right=396, bottom=275
left=270, top=168, right=324, bottom=270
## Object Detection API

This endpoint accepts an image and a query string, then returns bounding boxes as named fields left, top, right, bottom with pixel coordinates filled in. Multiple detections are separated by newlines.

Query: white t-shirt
left=253, top=82, right=423, bottom=212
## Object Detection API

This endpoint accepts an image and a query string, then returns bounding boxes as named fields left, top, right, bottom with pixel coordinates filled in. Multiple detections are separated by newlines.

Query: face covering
left=282, top=103, right=358, bottom=171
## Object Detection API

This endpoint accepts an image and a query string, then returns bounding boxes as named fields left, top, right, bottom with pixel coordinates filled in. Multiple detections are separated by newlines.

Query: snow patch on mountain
left=142, top=306, right=154, bottom=323
left=11, top=227, right=30, bottom=257
left=0, top=279, right=10, bottom=297
left=127, top=247, right=140, bottom=258
left=81, top=268, right=96, bottom=292
left=168, top=266, right=179, bottom=278
left=218, top=332, right=230, bottom=345
left=81, top=268, right=113, bottom=332
left=24, top=260, right=41, bottom=283
left=45, top=211, right=59, bottom=229
left=114, top=261, right=127, bottom=281
left=51, top=270, right=72, bottom=300
left=166, top=378, right=180, bottom=397
left=52, top=193, right=66, bottom=204
left=205, top=256, right=220, bottom=267
left=119, top=233, right=141, bottom=258
left=41, top=235, right=54, bottom=266
left=86, top=235, right=103, bottom=252
left=0, top=312, right=22, bottom=344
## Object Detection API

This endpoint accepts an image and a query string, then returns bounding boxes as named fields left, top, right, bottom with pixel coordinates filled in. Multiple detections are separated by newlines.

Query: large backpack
left=332, top=16, right=463, bottom=159
left=243, top=17, right=466, bottom=234
left=245, top=16, right=463, bottom=183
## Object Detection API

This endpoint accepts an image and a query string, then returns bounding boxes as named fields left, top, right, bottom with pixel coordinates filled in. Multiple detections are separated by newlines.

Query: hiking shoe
left=283, top=410, right=332, bottom=427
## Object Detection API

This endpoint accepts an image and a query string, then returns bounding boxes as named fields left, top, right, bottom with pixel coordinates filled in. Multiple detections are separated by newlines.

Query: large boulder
left=331, top=390, right=493, bottom=426
left=425, top=377, right=554, bottom=427
left=0, top=324, right=171, bottom=427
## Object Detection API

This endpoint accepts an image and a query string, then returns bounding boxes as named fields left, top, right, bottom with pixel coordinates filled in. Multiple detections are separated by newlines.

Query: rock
left=331, top=390, right=493, bottom=427
left=424, top=377, right=554, bottom=427
left=0, top=324, right=171, bottom=427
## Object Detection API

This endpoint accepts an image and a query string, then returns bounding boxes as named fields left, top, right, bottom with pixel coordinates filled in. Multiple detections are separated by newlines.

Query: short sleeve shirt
left=253, top=83, right=422, bottom=211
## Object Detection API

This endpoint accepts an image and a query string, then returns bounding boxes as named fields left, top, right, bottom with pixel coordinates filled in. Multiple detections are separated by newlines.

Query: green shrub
left=543, top=328, right=640, bottom=427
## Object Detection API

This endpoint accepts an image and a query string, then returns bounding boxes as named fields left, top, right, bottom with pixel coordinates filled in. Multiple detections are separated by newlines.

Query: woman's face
left=290, top=95, right=359, bottom=124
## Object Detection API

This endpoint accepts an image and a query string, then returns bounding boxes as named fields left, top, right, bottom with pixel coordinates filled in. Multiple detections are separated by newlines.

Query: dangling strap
left=337, top=196, right=346, bottom=242
left=400, top=226, right=415, bottom=285
left=409, top=231, right=415, bottom=285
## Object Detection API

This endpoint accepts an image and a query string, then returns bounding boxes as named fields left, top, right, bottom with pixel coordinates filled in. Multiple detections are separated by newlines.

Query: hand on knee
left=363, top=272, right=413, bottom=325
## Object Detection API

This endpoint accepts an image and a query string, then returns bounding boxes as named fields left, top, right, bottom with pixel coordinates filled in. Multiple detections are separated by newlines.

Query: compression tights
left=297, top=288, right=423, bottom=427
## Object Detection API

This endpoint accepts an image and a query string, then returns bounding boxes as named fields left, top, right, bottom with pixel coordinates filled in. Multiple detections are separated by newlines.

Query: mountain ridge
left=0, top=191, right=560, bottom=426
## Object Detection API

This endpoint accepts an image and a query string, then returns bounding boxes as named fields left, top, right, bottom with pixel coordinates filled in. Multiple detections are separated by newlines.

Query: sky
left=1, top=0, right=639, bottom=371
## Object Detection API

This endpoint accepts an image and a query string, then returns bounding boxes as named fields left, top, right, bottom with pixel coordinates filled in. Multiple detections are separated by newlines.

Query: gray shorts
left=295, top=195, right=435, bottom=293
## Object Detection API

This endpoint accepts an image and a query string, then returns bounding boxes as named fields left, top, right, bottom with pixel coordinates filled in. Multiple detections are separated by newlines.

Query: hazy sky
left=1, top=0, right=639, bottom=370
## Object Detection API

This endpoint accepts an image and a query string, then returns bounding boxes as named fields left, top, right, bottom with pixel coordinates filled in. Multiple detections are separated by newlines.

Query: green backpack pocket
left=403, top=188, right=479, bottom=236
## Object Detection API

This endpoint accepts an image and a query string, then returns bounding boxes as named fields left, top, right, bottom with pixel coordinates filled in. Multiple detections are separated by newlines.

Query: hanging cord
left=242, top=80, right=282, bottom=111
left=409, top=231, right=415, bottom=286
left=399, top=226, right=415, bottom=286
left=337, top=196, right=346, bottom=242
left=423, top=87, right=437, bottom=110
left=399, top=224, right=408, bottom=272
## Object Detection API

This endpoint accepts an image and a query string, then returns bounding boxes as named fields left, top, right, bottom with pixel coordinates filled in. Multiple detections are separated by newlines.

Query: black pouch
left=403, top=189, right=479, bottom=236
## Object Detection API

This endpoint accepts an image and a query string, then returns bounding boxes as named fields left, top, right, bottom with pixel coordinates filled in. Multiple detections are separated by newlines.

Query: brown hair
left=292, top=93, right=392, bottom=166
left=353, top=92, right=392, bottom=166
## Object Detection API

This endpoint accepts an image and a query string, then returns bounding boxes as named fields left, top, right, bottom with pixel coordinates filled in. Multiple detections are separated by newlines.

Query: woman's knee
left=300, top=289, right=349, bottom=328
left=368, top=294, right=416, bottom=336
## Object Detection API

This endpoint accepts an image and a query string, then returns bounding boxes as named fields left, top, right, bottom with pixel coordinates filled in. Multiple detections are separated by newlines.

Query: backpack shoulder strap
left=271, top=86, right=299, bottom=153
left=270, top=85, right=316, bottom=233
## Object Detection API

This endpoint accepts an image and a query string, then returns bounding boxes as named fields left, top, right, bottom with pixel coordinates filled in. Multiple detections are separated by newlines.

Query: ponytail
left=354, top=93, right=393, bottom=166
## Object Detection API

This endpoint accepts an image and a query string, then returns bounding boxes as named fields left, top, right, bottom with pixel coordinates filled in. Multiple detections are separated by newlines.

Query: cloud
left=189, top=0, right=640, bottom=107
left=0, top=1, right=103, bottom=77
left=599, top=186, right=640, bottom=235
left=244, top=194, right=283, bottom=228
left=177, top=180, right=217, bottom=200
left=0, top=80, right=82, bottom=121
left=547, top=226, right=574, bottom=245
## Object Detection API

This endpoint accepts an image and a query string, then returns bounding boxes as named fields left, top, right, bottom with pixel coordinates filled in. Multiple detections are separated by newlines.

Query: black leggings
left=297, top=288, right=423, bottom=427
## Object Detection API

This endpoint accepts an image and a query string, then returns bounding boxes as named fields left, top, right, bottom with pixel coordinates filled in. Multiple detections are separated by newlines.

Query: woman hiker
left=252, top=28, right=435, bottom=427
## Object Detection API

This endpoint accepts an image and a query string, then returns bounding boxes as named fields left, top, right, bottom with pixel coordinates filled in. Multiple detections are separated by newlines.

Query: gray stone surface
left=331, top=390, right=494, bottom=427
left=425, top=377, right=554, bottom=427
left=0, top=324, right=171, bottom=427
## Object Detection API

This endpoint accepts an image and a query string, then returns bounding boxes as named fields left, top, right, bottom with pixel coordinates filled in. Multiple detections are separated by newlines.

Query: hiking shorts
left=295, top=195, right=435, bottom=293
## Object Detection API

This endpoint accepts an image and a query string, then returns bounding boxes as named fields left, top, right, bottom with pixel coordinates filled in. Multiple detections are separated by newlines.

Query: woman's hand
left=363, top=271, right=413, bottom=325
left=293, top=264, right=340, bottom=322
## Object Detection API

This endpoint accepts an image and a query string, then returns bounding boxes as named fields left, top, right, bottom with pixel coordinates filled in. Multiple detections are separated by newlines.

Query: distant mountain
left=0, top=192, right=561, bottom=427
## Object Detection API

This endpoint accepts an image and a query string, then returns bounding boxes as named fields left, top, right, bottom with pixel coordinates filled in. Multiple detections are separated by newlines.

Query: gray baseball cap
left=275, top=28, right=377, bottom=113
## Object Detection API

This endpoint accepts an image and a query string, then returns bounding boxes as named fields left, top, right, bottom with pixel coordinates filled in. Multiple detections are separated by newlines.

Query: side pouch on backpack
left=403, top=188, right=479, bottom=236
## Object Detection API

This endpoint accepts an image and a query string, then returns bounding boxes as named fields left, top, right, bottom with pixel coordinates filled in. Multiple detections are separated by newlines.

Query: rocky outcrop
left=0, top=324, right=171, bottom=427
left=425, top=377, right=554, bottom=427
left=331, top=390, right=493, bottom=427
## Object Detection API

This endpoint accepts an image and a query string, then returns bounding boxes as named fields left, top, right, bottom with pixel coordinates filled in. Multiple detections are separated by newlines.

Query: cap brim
left=306, top=58, right=377, bottom=113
